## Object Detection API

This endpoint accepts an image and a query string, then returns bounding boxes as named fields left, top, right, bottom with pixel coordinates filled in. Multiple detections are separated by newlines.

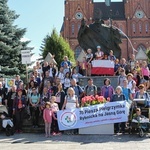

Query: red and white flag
left=91, top=60, right=114, bottom=75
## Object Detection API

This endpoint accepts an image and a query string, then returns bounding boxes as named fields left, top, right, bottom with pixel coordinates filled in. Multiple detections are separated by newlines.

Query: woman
left=55, top=83, right=65, bottom=110
left=101, top=78, right=114, bottom=100
left=134, top=84, right=149, bottom=108
left=40, top=87, right=50, bottom=111
left=111, top=86, right=126, bottom=134
left=7, top=85, right=17, bottom=118
left=13, top=89, right=27, bottom=133
left=63, top=72, right=71, bottom=94
left=29, top=87, right=40, bottom=128
left=62, top=87, right=79, bottom=134
left=140, top=61, right=149, bottom=90
left=86, top=49, right=93, bottom=76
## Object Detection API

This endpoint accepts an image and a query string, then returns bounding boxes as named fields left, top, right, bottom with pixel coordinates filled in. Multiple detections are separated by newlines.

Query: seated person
left=132, top=108, right=149, bottom=122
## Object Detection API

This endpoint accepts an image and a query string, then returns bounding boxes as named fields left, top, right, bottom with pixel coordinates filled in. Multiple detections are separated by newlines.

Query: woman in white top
left=62, top=87, right=79, bottom=110
left=63, top=72, right=71, bottom=94
left=62, top=87, right=79, bottom=135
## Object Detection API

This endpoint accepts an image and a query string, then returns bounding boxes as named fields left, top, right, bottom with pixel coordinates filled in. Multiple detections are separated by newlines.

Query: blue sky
left=8, top=0, right=122, bottom=60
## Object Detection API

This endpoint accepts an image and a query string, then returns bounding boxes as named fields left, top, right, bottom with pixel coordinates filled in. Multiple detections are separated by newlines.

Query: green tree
left=146, top=48, right=150, bottom=63
left=0, top=0, right=32, bottom=77
left=40, top=29, right=75, bottom=67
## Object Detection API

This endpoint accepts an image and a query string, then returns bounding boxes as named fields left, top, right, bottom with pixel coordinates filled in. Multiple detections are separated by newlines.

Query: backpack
left=76, top=85, right=84, bottom=99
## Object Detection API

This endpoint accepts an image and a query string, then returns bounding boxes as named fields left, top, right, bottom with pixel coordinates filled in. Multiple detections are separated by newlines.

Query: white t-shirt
left=65, top=95, right=78, bottom=109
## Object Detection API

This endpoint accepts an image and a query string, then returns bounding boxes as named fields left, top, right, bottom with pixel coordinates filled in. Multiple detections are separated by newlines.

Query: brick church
left=61, top=0, right=150, bottom=60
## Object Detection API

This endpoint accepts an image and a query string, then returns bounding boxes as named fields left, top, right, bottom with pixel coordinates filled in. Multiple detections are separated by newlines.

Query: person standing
left=7, top=85, right=17, bottom=118
left=101, top=78, right=114, bottom=100
left=29, top=88, right=40, bottom=128
left=84, top=78, right=97, bottom=96
left=111, top=86, right=126, bottom=134
left=62, top=87, right=79, bottom=135
left=70, top=78, right=84, bottom=106
left=86, top=49, right=93, bottom=76
left=95, top=46, right=104, bottom=60
left=13, top=89, right=27, bottom=133
left=55, top=83, right=65, bottom=110
left=43, top=102, right=57, bottom=137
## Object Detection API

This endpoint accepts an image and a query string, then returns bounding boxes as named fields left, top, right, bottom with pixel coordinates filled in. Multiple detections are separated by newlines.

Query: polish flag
left=91, top=60, right=114, bottom=75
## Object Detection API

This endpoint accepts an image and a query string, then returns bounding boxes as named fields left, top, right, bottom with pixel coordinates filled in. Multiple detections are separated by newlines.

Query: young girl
left=50, top=96, right=60, bottom=135
left=43, top=102, right=57, bottom=137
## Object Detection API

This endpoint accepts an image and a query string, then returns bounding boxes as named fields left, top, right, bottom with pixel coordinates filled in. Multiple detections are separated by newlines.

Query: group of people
left=0, top=49, right=149, bottom=136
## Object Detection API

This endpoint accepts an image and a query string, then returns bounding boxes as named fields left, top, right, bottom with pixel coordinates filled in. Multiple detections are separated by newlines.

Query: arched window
left=145, top=23, right=149, bottom=33
left=78, top=24, right=80, bottom=31
left=139, top=23, right=142, bottom=33
left=75, top=46, right=82, bottom=59
left=119, top=25, right=123, bottom=32
left=71, top=24, right=75, bottom=35
left=132, top=23, right=136, bottom=33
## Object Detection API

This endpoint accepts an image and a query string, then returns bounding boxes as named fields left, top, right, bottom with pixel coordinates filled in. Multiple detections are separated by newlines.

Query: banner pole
left=26, top=62, right=28, bottom=84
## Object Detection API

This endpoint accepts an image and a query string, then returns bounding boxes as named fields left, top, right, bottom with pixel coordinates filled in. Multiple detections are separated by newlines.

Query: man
left=84, top=78, right=97, bottom=96
left=61, top=56, right=72, bottom=68
left=120, top=58, right=130, bottom=74
left=95, top=45, right=104, bottom=60
left=15, top=75, right=23, bottom=90
left=49, top=62, right=56, bottom=78
left=0, top=82, right=7, bottom=105
left=118, top=68, right=127, bottom=87
left=70, top=79, right=84, bottom=105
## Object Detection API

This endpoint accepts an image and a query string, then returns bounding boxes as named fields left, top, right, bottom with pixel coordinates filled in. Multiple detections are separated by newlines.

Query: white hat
left=97, top=46, right=101, bottom=49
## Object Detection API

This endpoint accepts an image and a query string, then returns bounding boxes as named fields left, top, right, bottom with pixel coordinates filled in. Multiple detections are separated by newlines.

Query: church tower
left=63, top=0, right=94, bottom=58
left=125, top=0, right=150, bottom=55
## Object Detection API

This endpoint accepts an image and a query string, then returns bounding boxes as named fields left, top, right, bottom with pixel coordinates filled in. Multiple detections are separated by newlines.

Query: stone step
left=22, top=126, right=44, bottom=133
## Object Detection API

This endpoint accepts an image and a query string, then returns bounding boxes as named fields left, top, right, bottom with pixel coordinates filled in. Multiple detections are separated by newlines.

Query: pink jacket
left=141, top=67, right=149, bottom=76
left=43, top=108, right=54, bottom=123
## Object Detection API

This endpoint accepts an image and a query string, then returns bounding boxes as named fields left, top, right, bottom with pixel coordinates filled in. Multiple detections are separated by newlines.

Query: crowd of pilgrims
left=0, top=49, right=150, bottom=136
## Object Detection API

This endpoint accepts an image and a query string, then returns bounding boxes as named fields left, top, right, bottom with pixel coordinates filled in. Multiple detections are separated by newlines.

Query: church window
left=78, top=24, right=80, bottom=31
left=119, top=25, right=123, bottom=32
left=139, top=23, right=142, bottom=33
left=132, top=23, right=136, bottom=33
left=71, top=24, right=75, bottom=35
left=145, top=23, right=149, bottom=33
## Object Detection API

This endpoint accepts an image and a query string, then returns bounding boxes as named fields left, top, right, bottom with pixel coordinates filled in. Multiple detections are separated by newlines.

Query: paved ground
left=0, top=132, right=150, bottom=150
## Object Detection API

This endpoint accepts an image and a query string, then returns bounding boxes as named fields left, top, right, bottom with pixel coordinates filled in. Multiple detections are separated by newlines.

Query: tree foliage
left=0, top=0, right=32, bottom=77
left=146, top=48, right=150, bottom=63
left=40, top=29, right=75, bottom=67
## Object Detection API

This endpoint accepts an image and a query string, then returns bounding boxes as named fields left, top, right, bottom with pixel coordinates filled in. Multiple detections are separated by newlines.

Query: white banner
left=21, top=50, right=31, bottom=64
left=57, top=101, right=129, bottom=131
left=91, top=60, right=114, bottom=68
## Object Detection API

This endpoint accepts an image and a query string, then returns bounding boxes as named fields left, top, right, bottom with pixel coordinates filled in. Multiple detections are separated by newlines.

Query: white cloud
left=20, top=37, right=30, bottom=42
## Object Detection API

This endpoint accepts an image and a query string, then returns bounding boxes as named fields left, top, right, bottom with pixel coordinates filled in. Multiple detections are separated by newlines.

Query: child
left=50, top=96, right=60, bottom=135
left=43, top=102, right=57, bottom=137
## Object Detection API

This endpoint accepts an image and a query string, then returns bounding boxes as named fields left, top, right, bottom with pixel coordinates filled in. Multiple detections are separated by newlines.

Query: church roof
left=94, top=2, right=125, bottom=20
